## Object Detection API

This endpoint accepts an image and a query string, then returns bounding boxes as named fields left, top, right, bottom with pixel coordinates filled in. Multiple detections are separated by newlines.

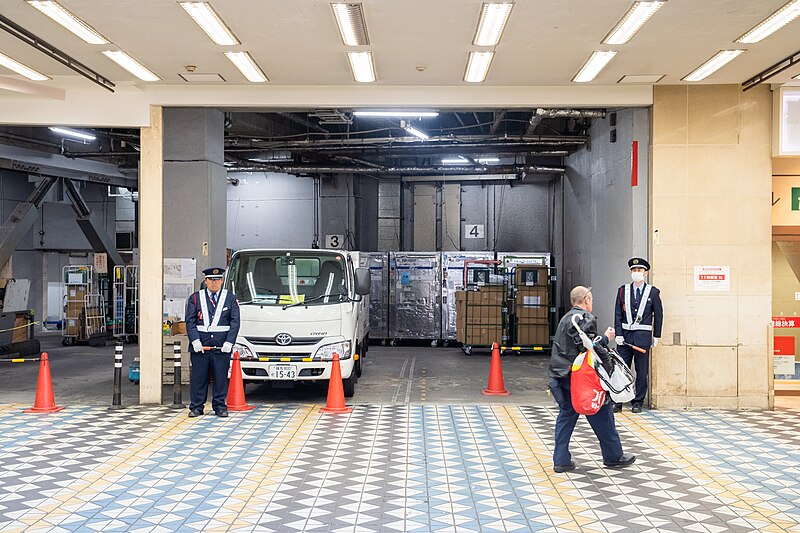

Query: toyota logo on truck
left=275, top=333, right=292, bottom=346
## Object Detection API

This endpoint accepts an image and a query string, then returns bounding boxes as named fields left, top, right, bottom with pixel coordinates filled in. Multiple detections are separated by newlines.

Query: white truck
left=223, top=249, right=370, bottom=397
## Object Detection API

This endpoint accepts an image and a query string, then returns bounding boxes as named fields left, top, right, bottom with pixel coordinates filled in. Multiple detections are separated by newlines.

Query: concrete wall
left=650, top=85, right=773, bottom=410
left=562, top=108, right=650, bottom=329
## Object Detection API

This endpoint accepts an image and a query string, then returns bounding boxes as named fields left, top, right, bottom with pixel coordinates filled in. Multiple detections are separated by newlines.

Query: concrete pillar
left=650, top=85, right=772, bottom=410
left=139, top=106, right=164, bottom=404
left=319, top=174, right=355, bottom=249
left=163, top=108, right=226, bottom=282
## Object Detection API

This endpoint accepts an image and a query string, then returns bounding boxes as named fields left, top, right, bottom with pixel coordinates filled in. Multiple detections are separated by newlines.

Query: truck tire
left=343, top=373, right=356, bottom=398
left=355, top=358, right=362, bottom=378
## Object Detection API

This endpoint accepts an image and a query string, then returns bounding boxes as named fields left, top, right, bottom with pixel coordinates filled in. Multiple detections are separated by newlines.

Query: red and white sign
left=773, top=317, right=800, bottom=328
left=693, top=266, right=730, bottom=292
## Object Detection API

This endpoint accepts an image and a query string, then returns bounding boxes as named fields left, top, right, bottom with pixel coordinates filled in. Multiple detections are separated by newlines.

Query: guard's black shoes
left=553, top=461, right=576, bottom=473
left=188, top=409, right=203, bottom=418
left=612, top=404, right=623, bottom=413
left=631, top=405, right=643, bottom=413
left=215, top=409, right=229, bottom=417
left=604, top=453, right=636, bottom=468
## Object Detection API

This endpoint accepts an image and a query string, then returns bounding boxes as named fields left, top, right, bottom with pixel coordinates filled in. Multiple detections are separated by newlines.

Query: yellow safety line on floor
left=496, top=406, right=596, bottom=532
left=621, top=412, right=800, bottom=532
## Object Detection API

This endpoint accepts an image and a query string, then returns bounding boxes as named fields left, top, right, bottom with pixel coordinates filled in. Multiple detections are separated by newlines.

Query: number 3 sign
left=326, top=235, right=344, bottom=248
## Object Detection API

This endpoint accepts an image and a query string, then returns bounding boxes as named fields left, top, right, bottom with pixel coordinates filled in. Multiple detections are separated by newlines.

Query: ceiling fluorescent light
left=102, top=51, right=160, bottom=81
left=27, top=1, right=109, bottom=44
left=603, top=1, right=666, bottom=45
left=347, top=51, right=376, bottom=82
left=572, top=51, right=618, bottom=82
left=224, top=51, right=268, bottom=82
left=401, top=120, right=429, bottom=140
left=442, top=157, right=469, bottom=164
left=49, top=127, right=96, bottom=141
left=795, top=73, right=800, bottom=80
left=736, top=0, right=800, bottom=43
left=354, top=110, right=438, bottom=117
left=179, top=2, right=239, bottom=45
left=478, top=157, right=500, bottom=163
left=473, top=3, right=514, bottom=46
left=464, top=51, right=494, bottom=83
left=331, top=3, right=369, bottom=46
left=682, top=50, right=744, bottom=81
left=0, top=52, right=50, bottom=81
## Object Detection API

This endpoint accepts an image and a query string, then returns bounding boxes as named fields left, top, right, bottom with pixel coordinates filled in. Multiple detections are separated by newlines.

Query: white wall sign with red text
left=693, top=266, right=730, bottom=292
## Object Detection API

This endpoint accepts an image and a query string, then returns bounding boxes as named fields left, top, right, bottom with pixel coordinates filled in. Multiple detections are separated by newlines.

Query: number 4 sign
left=464, top=224, right=484, bottom=239
left=326, top=235, right=344, bottom=248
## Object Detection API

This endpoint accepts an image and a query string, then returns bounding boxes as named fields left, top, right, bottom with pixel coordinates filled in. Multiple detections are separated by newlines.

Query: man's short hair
left=570, top=285, right=592, bottom=305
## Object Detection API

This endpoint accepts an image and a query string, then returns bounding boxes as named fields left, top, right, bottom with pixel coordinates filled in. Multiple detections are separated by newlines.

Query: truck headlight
left=233, top=343, right=256, bottom=360
left=314, top=340, right=351, bottom=361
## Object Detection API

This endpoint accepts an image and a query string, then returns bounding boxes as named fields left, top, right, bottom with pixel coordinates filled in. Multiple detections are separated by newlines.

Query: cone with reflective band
left=320, top=353, right=352, bottom=413
left=482, top=342, right=510, bottom=396
left=24, top=352, right=65, bottom=413
left=226, top=352, right=256, bottom=411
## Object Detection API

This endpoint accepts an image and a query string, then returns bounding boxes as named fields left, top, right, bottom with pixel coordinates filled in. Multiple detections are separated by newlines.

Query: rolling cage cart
left=440, top=252, right=493, bottom=347
left=112, top=265, right=139, bottom=344
left=388, top=252, right=441, bottom=346
left=458, top=260, right=508, bottom=355
left=498, top=253, right=556, bottom=354
left=62, top=265, right=108, bottom=346
left=359, top=253, right=389, bottom=344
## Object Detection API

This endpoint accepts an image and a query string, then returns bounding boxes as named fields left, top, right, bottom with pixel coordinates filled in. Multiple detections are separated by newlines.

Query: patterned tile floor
left=1, top=404, right=799, bottom=532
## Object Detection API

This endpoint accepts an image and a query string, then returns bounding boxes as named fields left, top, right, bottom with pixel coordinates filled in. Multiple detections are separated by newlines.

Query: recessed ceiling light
left=682, top=50, right=744, bottom=82
left=347, top=51, right=376, bottom=83
left=224, top=51, right=268, bottom=82
left=102, top=51, right=161, bottom=82
left=331, top=3, right=369, bottom=46
left=473, top=3, right=514, bottom=46
left=27, top=1, right=109, bottom=44
left=603, top=1, right=666, bottom=45
left=354, top=111, right=438, bottom=117
left=48, top=127, right=96, bottom=141
left=736, top=0, right=800, bottom=43
left=0, top=52, right=50, bottom=81
left=464, top=51, right=494, bottom=83
left=572, top=51, right=618, bottom=83
left=179, top=2, right=239, bottom=46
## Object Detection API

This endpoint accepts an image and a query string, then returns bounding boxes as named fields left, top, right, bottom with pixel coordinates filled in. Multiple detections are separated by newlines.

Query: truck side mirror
left=354, top=268, right=371, bottom=295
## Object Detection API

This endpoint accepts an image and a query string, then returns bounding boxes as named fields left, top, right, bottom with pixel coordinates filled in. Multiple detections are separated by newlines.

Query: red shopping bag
left=570, top=351, right=606, bottom=415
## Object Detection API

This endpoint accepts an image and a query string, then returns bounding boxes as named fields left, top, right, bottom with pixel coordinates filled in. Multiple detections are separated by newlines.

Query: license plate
left=268, top=365, right=297, bottom=379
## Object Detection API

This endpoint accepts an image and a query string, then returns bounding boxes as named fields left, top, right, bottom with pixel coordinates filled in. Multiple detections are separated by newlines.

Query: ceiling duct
left=227, top=163, right=564, bottom=176
left=528, top=108, right=606, bottom=133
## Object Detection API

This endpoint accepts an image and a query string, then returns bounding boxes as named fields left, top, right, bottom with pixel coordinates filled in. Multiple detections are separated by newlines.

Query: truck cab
left=224, top=249, right=370, bottom=397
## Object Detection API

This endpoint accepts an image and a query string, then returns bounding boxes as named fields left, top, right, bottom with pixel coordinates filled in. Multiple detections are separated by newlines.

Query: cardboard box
left=516, top=266, right=549, bottom=287
left=515, top=286, right=549, bottom=320
left=11, top=313, right=29, bottom=343
left=171, top=321, right=187, bottom=335
left=516, top=322, right=550, bottom=345
left=459, top=326, right=504, bottom=345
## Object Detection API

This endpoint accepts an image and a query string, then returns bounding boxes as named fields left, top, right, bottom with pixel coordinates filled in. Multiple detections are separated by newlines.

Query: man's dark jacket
left=549, top=306, right=611, bottom=379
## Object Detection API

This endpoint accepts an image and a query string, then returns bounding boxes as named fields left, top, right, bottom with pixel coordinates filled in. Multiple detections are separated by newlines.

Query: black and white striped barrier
left=109, top=342, right=124, bottom=410
left=170, top=341, right=184, bottom=409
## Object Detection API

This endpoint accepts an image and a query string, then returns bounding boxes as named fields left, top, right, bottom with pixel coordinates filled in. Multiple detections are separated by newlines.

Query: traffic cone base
left=320, top=353, right=352, bottom=414
left=227, top=352, right=256, bottom=412
left=24, top=352, right=65, bottom=413
left=482, top=342, right=511, bottom=396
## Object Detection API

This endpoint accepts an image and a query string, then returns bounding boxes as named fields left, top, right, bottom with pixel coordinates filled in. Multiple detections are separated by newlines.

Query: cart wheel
left=430, top=340, right=438, bottom=348
left=442, top=340, right=449, bottom=348
left=134, top=380, right=139, bottom=385
left=390, top=339, right=397, bottom=347
left=462, top=345, right=472, bottom=355
left=381, top=339, right=387, bottom=346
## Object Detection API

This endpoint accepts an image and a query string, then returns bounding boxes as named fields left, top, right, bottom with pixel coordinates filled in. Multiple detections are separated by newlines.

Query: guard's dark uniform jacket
left=185, top=288, right=240, bottom=413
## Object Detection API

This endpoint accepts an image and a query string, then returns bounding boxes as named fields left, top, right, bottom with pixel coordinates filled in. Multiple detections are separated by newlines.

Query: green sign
left=793, top=187, right=800, bottom=211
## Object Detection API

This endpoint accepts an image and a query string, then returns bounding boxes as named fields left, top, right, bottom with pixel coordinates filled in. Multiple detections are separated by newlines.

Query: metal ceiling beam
left=0, top=14, right=115, bottom=92
left=0, top=177, right=58, bottom=270
left=276, top=112, right=330, bottom=134
left=742, top=48, right=800, bottom=92
left=63, top=179, right=125, bottom=268
left=227, top=163, right=564, bottom=176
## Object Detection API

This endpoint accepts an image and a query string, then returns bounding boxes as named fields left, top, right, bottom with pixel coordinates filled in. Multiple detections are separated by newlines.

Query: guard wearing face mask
left=613, top=258, right=663, bottom=413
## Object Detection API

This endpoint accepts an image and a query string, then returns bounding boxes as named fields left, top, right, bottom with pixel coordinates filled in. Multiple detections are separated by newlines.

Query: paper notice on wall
left=774, top=355, right=796, bottom=376
left=693, top=266, right=730, bottom=292
left=523, top=295, right=542, bottom=307
left=163, top=298, right=186, bottom=321
left=164, top=258, right=197, bottom=282
left=165, top=282, right=194, bottom=300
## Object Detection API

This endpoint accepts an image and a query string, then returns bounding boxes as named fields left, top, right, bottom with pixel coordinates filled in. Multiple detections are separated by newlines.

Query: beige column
left=139, top=105, right=164, bottom=404
left=650, top=85, right=772, bottom=409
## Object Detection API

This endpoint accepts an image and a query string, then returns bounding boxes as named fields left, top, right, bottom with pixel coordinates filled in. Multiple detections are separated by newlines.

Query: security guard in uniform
left=613, top=258, right=663, bottom=413
left=185, top=267, right=241, bottom=417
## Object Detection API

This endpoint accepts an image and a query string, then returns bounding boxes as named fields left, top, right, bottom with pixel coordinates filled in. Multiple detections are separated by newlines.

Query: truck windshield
left=226, top=251, right=348, bottom=306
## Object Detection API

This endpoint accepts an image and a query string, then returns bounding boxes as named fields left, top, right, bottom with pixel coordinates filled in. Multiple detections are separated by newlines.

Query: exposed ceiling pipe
left=528, top=108, right=606, bottom=134
left=226, top=134, right=586, bottom=150
left=275, top=112, right=330, bottom=134
left=490, top=111, right=508, bottom=134
left=227, top=164, right=564, bottom=175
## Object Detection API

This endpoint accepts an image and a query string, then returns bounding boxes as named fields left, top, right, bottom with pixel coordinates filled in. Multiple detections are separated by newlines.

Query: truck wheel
left=343, top=374, right=356, bottom=397
left=355, top=358, right=362, bottom=378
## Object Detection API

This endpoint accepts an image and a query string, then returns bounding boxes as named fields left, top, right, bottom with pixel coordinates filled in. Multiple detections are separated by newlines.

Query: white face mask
left=631, top=271, right=645, bottom=283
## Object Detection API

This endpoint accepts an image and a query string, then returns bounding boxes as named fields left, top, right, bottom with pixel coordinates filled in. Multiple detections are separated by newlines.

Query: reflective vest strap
left=636, top=284, right=652, bottom=324
left=197, top=325, right=231, bottom=332
left=624, top=284, right=634, bottom=326
left=198, top=289, right=228, bottom=333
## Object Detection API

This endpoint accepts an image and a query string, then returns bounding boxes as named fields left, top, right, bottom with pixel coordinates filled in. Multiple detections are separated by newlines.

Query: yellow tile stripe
left=621, top=413, right=799, bottom=532
left=494, top=406, right=595, bottom=532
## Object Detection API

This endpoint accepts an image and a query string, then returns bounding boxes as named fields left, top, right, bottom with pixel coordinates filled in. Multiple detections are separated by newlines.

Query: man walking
left=186, top=267, right=241, bottom=418
left=548, top=286, right=636, bottom=473
left=614, top=258, right=663, bottom=413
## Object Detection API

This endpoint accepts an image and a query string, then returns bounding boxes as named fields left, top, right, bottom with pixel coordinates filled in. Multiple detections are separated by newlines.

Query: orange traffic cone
left=320, top=353, right=352, bottom=413
left=482, top=342, right=510, bottom=396
left=226, top=352, right=256, bottom=411
left=24, top=352, right=65, bottom=413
